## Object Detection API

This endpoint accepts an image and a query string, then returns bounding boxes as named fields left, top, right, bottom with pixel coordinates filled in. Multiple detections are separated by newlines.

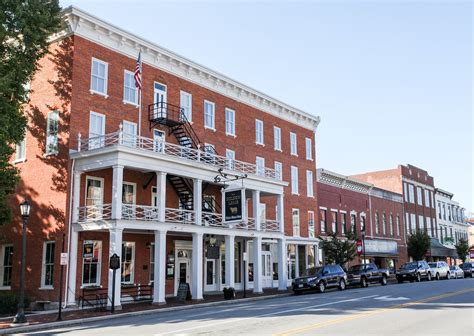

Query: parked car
left=428, top=261, right=450, bottom=280
left=448, top=265, right=464, bottom=279
left=293, top=265, right=347, bottom=294
left=396, top=261, right=432, bottom=283
left=347, top=263, right=389, bottom=287
left=460, top=262, right=473, bottom=278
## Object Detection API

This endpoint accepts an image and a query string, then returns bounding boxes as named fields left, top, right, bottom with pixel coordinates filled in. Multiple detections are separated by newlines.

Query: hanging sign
left=356, top=239, right=363, bottom=255
left=224, top=189, right=243, bottom=222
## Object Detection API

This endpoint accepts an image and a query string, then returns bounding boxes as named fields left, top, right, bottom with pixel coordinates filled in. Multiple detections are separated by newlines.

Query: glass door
left=153, top=82, right=167, bottom=118
left=204, top=258, right=217, bottom=291
left=262, top=251, right=272, bottom=288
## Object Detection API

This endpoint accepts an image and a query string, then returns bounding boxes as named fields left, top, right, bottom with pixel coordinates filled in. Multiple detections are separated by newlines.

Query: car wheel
left=338, top=279, right=346, bottom=291
left=318, top=281, right=325, bottom=293
left=294, top=290, right=302, bottom=295
left=446, top=272, right=450, bottom=280
left=361, top=277, right=368, bottom=288
left=381, top=275, right=388, bottom=286
left=435, top=273, right=440, bottom=280
left=397, top=278, right=403, bottom=284
left=416, top=273, right=421, bottom=282
left=427, top=272, right=432, bottom=281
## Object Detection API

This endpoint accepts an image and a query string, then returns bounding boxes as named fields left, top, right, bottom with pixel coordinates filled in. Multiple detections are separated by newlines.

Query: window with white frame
left=308, top=211, right=315, bottom=238
left=123, top=70, right=138, bottom=105
left=274, top=161, right=282, bottom=181
left=225, top=108, right=235, bottom=136
left=403, top=182, right=408, bottom=202
left=290, top=132, right=297, bottom=155
left=341, top=213, right=347, bottom=234
left=351, top=213, right=357, bottom=233
left=204, top=100, right=215, bottom=130
left=430, top=191, right=434, bottom=208
left=89, top=112, right=105, bottom=149
left=256, top=156, right=265, bottom=176
left=122, top=120, right=137, bottom=147
left=320, top=208, right=327, bottom=233
left=90, top=58, right=108, bottom=95
left=226, top=149, right=235, bottom=170
left=305, top=138, right=312, bottom=160
left=410, top=213, right=416, bottom=232
left=438, top=202, right=442, bottom=219
left=406, top=213, right=410, bottom=234
left=389, top=215, right=394, bottom=236
left=0, top=245, right=13, bottom=288
left=416, top=186, right=423, bottom=206
left=375, top=212, right=379, bottom=234
left=361, top=214, right=366, bottom=233
left=46, top=110, right=59, bottom=155
left=82, top=240, right=102, bottom=286
left=426, top=217, right=432, bottom=237
left=274, top=126, right=281, bottom=151
left=291, top=166, right=299, bottom=195
left=331, top=211, right=338, bottom=233
left=41, top=241, right=55, bottom=288
left=255, top=119, right=264, bottom=145
left=397, top=216, right=401, bottom=236
left=408, top=184, right=415, bottom=203
left=418, top=215, right=424, bottom=232
left=424, top=189, right=430, bottom=208
left=15, top=136, right=26, bottom=162
left=292, top=209, right=300, bottom=236
left=180, top=91, right=192, bottom=122
left=306, top=170, right=314, bottom=197
left=382, top=213, right=387, bottom=235
left=121, top=242, right=135, bottom=284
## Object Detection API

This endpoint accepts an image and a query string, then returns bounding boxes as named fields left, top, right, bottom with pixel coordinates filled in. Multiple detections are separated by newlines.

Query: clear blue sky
left=60, top=0, right=473, bottom=212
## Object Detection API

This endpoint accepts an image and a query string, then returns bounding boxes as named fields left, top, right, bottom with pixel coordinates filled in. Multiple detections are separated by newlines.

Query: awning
left=428, top=238, right=457, bottom=258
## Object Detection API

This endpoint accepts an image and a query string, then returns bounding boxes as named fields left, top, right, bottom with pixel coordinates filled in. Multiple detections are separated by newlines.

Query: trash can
left=223, top=287, right=235, bottom=300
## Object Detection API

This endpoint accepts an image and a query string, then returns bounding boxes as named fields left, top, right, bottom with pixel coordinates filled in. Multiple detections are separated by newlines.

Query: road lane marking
left=155, top=295, right=378, bottom=335
left=275, top=288, right=474, bottom=336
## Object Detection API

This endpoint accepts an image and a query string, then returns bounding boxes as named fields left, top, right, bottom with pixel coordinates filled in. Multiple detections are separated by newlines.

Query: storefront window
left=308, top=245, right=316, bottom=268
left=121, top=242, right=135, bottom=284
left=82, top=240, right=101, bottom=286
left=287, top=244, right=296, bottom=279
left=234, top=242, right=241, bottom=283
left=298, top=246, right=306, bottom=277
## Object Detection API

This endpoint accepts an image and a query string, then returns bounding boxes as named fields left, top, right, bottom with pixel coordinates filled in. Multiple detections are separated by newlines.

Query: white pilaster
left=252, top=190, right=261, bottom=231
left=72, top=171, right=81, bottom=223
left=153, top=230, right=167, bottom=305
left=107, top=228, right=123, bottom=309
left=225, top=235, right=235, bottom=288
left=66, top=228, right=79, bottom=306
left=277, top=193, right=284, bottom=233
left=194, top=178, right=202, bottom=225
left=253, top=236, right=263, bottom=293
left=277, top=238, right=287, bottom=290
left=156, top=172, right=167, bottom=222
left=112, top=165, right=124, bottom=220
left=191, top=232, right=203, bottom=300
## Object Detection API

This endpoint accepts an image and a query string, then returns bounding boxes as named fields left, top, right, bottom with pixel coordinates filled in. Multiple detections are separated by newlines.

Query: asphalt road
left=22, top=278, right=474, bottom=336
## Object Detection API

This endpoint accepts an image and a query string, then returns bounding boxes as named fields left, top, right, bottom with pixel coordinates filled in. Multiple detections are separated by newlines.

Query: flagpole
left=138, top=50, right=142, bottom=137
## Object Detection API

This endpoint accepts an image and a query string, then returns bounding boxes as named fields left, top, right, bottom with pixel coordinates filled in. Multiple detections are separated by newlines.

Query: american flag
left=134, top=51, right=142, bottom=90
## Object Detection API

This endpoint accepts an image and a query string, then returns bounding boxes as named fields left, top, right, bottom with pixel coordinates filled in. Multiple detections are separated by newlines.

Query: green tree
left=0, top=0, right=61, bottom=224
left=455, top=238, right=470, bottom=263
left=319, top=231, right=358, bottom=266
left=407, top=230, right=431, bottom=261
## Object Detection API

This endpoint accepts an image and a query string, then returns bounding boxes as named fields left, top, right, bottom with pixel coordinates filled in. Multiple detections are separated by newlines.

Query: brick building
left=1, top=7, right=321, bottom=308
left=317, top=169, right=407, bottom=271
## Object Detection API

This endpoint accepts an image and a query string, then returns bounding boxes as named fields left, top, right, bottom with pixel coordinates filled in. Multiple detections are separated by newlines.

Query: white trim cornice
left=60, top=6, right=320, bottom=131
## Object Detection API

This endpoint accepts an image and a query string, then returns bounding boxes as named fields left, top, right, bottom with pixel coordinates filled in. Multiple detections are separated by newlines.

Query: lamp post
left=361, top=230, right=367, bottom=269
left=13, top=199, right=31, bottom=325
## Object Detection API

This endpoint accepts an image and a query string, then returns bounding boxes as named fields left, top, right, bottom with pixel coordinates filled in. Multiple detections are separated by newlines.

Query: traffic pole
left=57, top=233, right=65, bottom=321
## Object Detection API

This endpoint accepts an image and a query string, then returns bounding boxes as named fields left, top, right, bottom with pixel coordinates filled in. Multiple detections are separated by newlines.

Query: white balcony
left=76, top=131, right=279, bottom=180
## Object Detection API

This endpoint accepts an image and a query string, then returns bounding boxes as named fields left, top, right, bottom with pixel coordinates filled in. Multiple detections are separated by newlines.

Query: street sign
left=60, top=252, right=68, bottom=265
left=243, top=252, right=248, bottom=261
left=356, top=239, right=363, bottom=255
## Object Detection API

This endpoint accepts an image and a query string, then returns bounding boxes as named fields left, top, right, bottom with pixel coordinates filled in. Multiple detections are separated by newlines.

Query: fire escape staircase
left=149, top=102, right=222, bottom=214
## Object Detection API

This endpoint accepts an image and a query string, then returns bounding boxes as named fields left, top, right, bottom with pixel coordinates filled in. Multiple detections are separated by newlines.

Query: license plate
left=402, top=274, right=406, bottom=277
left=298, top=284, right=303, bottom=288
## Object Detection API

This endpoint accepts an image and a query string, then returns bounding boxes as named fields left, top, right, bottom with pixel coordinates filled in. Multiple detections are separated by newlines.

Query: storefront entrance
left=174, top=241, right=192, bottom=296
left=262, top=251, right=273, bottom=288
left=204, top=258, right=219, bottom=291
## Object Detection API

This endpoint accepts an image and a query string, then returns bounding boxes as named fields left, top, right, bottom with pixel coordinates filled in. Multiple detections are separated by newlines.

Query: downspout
left=64, top=158, right=75, bottom=308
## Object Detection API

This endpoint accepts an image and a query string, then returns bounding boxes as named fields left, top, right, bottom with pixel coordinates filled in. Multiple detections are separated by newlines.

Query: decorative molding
left=60, top=6, right=320, bottom=131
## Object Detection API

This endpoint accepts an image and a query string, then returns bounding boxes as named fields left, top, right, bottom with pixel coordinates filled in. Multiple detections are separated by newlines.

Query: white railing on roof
left=77, top=130, right=278, bottom=180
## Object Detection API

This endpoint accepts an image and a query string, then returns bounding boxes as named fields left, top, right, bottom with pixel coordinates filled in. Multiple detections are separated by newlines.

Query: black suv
left=347, top=263, right=390, bottom=287
left=293, top=265, right=347, bottom=294
left=396, top=261, right=432, bottom=283
left=460, top=262, right=473, bottom=278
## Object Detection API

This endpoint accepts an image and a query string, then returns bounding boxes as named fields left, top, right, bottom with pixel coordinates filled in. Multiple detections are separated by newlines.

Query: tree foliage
left=319, top=231, right=358, bottom=266
left=407, top=230, right=431, bottom=261
left=0, top=0, right=61, bottom=224
left=455, top=238, right=470, bottom=263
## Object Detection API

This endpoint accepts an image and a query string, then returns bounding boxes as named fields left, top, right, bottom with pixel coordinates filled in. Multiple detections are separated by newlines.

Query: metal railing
left=76, top=129, right=278, bottom=180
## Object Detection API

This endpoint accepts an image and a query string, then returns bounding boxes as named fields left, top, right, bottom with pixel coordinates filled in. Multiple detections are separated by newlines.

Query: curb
left=2, top=292, right=292, bottom=335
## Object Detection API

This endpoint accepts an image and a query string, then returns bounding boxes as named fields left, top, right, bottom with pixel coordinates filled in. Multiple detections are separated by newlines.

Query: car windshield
left=461, top=263, right=470, bottom=268
left=349, top=265, right=367, bottom=272
left=401, top=262, right=417, bottom=270
left=303, top=267, right=323, bottom=276
left=428, top=263, right=437, bottom=268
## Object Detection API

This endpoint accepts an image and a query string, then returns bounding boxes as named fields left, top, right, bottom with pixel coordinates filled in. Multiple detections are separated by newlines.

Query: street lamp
left=13, top=199, right=30, bottom=325
left=361, top=230, right=367, bottom=269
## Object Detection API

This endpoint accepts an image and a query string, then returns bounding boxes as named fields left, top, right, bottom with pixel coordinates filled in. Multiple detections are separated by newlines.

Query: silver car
left=428, top=261, right=450, bottom=280
left=448, top=265, right=464, bottom=279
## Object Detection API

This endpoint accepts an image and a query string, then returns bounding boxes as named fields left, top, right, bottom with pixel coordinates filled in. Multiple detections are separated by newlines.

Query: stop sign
left=356, top=239, right=363, bottom=255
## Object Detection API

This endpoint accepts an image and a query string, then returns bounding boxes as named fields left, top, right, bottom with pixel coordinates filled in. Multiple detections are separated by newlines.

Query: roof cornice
left=60, top=6, right=321, bottom=131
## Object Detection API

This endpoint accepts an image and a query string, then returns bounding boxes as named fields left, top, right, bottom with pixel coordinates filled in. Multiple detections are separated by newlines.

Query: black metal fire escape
left=148, top=102, right=221, bottom=214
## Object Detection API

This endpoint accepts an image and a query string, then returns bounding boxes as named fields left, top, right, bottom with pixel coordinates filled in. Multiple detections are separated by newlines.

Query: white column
left=277, top=193, right=284, bottom=233
left=252, top=190, right=261, bottom=231
left=277, top=238, right=287, bottom=291
left=72, top=171, right=81, bottom=223
left=191, top=232, right=203, bottom=300
left=156, top=172, right=167, bottom=222
left=225, top=235, right=235, bottom=288
left=194, top=178, right=202, bottom=225
left=153, top=230, right=167, bottom=305
left=112, top=165, right=124, bottom=220
left=253, top=236, right=263, bottom=293
left=66, top=228, right=79, bottom=306
left=107, top=228, right=123, bottom=309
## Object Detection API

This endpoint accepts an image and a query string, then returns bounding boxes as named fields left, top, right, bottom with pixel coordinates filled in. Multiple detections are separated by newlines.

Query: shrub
left=0, top=292, right=31, bottom=316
